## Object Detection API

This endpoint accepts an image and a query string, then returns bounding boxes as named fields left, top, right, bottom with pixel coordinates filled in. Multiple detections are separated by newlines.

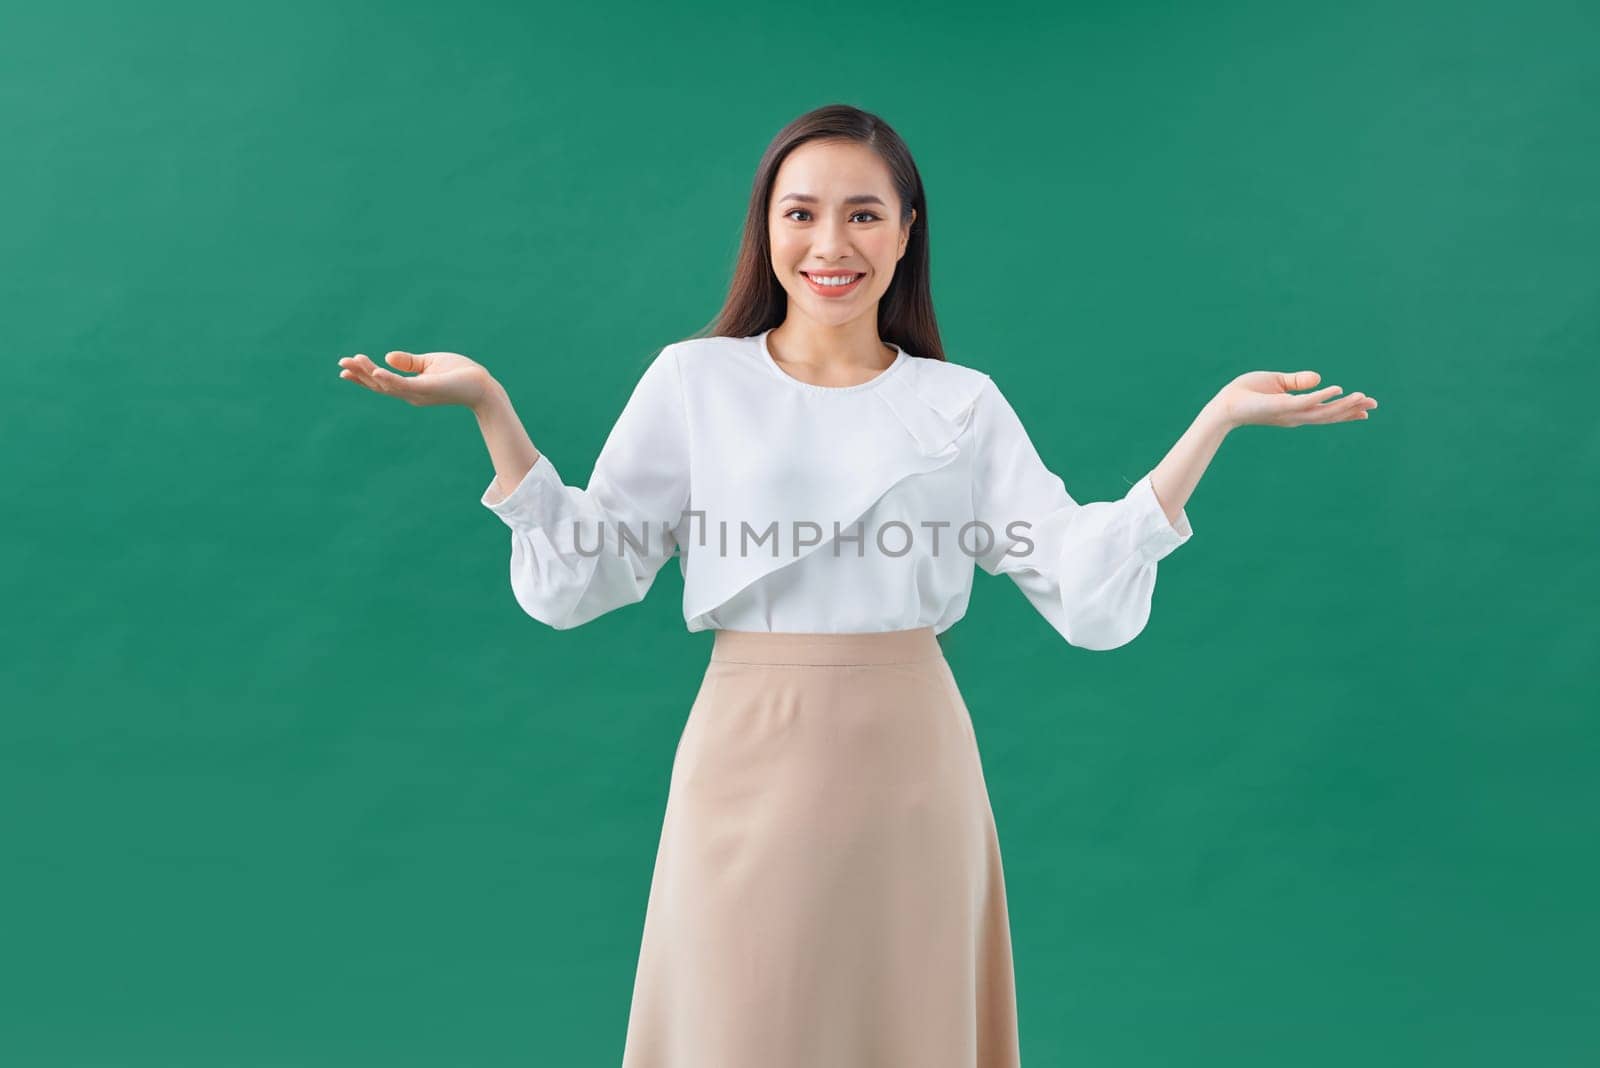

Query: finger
left=339, top=355, right=380, bottom=391
left=1278, top=370, right=1320, bottom=392
left=1345, top=395, right=1378, bottom=419
left=341, top=371, right=379, bottom=394
left=1310, top=391, right=1368, bottom=423
left=366, top=365, right=413, bottom=396
left=357, top=354, right=404, bottom=394
left=1297, top=384, right=1343, bottom=406
left=386, top=350, right=424, bottom=372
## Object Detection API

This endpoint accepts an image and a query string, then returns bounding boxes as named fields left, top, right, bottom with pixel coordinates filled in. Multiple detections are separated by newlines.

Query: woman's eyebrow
left=777, top=193, right=888, bottom=207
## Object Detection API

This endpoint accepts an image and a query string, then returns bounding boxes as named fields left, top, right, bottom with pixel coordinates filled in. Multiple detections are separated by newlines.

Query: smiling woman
left=338, top=97, right=1375, bottom=1068
left=604, top=110, right=1037, bottom=1068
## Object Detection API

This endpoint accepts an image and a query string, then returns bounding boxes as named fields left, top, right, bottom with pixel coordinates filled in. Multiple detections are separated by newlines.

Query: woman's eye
left=784, top=210, right=881, bottom=223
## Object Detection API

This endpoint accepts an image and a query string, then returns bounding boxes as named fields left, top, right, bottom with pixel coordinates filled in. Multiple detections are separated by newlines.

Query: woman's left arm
left=1147, top=371, right=1380, bottom=524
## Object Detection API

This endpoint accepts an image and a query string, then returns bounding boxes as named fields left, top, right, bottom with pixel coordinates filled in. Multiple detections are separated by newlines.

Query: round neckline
left=757, top=328, right=909, bottom=394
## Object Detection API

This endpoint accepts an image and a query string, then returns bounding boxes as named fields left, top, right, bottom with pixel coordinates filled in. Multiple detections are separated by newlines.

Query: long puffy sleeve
left=969, top=375, right=1193, bottom=650
left=479, top=345, right=690, bottom=630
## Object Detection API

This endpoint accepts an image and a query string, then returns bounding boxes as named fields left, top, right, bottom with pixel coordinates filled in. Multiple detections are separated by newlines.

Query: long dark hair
left=686, top=104, right=946, bottom=363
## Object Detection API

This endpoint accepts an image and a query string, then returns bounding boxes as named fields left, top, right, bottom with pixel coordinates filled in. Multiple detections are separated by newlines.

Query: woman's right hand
left=337, top=350, right=498, bottom=410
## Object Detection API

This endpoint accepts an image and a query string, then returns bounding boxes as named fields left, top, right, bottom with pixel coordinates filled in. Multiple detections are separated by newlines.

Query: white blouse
left=481, top=328, right=1194, bottom=649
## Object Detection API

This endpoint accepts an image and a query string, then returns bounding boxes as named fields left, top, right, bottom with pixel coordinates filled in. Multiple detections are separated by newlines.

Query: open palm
left=1216, top=370, right=1378, bottom=428
left=336, top=350, right=493, bottom=409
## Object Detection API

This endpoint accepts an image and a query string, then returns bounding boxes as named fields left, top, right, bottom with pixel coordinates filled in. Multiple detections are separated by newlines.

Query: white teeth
left=808, top=273, right=862, bottom=287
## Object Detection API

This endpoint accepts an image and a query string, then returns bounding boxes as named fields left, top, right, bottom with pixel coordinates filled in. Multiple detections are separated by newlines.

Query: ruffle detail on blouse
left=680, top=354, right=990, bottom=630
left=873, top=365, right=985, bottom=458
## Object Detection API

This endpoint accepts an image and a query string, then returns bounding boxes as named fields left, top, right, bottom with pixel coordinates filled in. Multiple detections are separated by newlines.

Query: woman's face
left=767, top=139, right=914, bottom=329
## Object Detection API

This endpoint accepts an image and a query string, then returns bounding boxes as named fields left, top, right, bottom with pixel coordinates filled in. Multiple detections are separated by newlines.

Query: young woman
left=338, top=105, right=1377, bottom=1067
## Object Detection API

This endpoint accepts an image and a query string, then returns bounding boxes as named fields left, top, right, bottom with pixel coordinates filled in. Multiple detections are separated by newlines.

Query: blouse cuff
left=481, top=453, right=568, bottom=532
left=1128, top=472, right=1194, bottom=563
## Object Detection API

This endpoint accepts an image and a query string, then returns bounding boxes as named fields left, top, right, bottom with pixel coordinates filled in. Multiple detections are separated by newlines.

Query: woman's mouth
left=802, top=271, right=866, bottom=297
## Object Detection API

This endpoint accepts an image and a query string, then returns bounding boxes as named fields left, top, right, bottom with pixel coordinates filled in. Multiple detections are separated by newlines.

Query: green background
left=5, top=0, right=1595, bottom=1063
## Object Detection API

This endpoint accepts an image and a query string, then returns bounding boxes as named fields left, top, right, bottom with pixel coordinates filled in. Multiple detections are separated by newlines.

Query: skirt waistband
left=710, top=626, right=943, bottom=666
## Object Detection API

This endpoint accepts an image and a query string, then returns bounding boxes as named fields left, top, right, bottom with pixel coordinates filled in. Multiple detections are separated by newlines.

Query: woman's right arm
left=336, top=346, right=546, bottom=509
left=472, top=378, right=543, bottom=507
left=337, top=345, right=692, bottom=630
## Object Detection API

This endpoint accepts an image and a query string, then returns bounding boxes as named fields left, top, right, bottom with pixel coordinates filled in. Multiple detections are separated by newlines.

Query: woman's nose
left=811, top=221, right=854, bottom=255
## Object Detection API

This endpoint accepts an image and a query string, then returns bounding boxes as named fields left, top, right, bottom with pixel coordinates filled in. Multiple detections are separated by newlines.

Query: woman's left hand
left=1208, top=371, right=1378, bottom=430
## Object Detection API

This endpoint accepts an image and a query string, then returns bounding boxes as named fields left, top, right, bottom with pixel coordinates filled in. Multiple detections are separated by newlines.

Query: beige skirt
left=621, top=626, right=1021, bottom=1067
